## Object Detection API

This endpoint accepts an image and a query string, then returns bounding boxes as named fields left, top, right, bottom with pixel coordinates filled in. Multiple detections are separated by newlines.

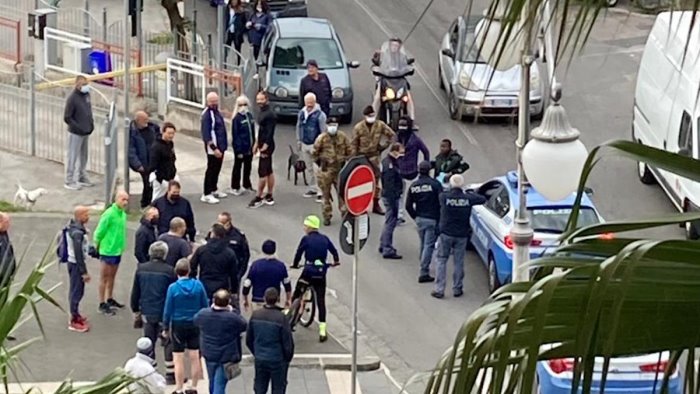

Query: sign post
left=338, top=156, right=375, bottom=394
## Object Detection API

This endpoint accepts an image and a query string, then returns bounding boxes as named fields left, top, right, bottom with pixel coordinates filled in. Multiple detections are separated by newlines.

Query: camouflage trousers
left=368, top=155, right=382, bottom=199
left=318, top=167, right=346, bottom=220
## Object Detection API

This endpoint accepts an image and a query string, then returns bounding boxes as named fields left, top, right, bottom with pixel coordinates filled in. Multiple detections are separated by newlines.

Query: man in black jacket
left=159, top=217, right=193, bottom=267
left=128, top=111, right=161, bottom=208
left=249, top=91, right=277, bottom=208
left=134, top=207, right=159, bottom=264
left=298, top=59, right=332, bottom=116
left=190, top=223, right=239, bottom=300
left=149, top=122, right=178, bottom=202
left=130, top=240, right=177, bottom=384
left=152, top=181, right=196, bottom=242
left=206, top=212, right=250, bottom=282
left=379, top=143, right=405, bottom=260
left=406, top=161, right=442, bottom=283
left=66, top=206, right=94, bottom=333
left=0, top=212, right=14, bottom=288
left=63, top=75, right=95, bottom=190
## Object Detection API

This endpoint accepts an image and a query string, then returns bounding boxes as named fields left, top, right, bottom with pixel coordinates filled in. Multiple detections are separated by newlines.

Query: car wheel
left=637, top=160, right=656, bottom=185
left=438, top=62, right=445, bottom=90
left=448, top=90, right=463, bottom=121
left=488, top=254, right=501, bottom=294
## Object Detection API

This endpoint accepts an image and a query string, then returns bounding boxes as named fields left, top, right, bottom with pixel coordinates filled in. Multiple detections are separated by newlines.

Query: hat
left=362, top=105, right=375, bottom=116
left=450, top=174, right=465, bottom=189
left=262, top=239, right=276, bottom=255
left=136, top=337, right=153, bottom=354
left=304, top=215, right=321, bottom=229
left=306, top=59, right=319, bottom=68
left=418, top=160, right=431, bottom=174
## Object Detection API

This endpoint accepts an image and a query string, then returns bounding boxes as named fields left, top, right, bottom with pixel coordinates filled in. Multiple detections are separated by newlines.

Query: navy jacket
left=159, top=233, right=192, bottom=267
left=134, top=218, right=157, bottom=264
left=242, top=258, right=292, bottom=303
left=381, top=156, right=404, bottom=200
left=296, top=104, right=326, bottom=145
left=232, top=111, right=256, bottom=155
left=246, top=305, right=294, bottom=363
left=153, top=196, right=196, bottom=242
left=190, top=238, right=239, bottom=298
left=405, top=175, right=442, bottom=221
left=298, top=73, right=332, bottom=115
left=201, top=107, right=228, bottom=154
left=194, top=307, right=247, bottom=363
left=292, top=231, right=339, bottom=278
left=438, top=188, right=487, bottom=238
left=0, top=232, right=15, bottom=284
left=247, top=12, right=271, bottom=46
left=205, top=226, right=251, bottom=281
left=130, top=258, right=177, bottom=318
left=128, top=121, right=160, bottom=171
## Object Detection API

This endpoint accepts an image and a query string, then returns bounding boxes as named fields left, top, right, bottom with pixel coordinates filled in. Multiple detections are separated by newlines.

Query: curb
left=238, top=354, right=381, bottom=371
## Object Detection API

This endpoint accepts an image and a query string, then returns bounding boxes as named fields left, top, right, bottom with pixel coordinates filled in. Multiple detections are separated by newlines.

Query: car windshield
left=461, top=27, right=486, bottom=63
left=272, top=38, right=344, bottom=70
left=375, top=40, right=413, bottom=77
left=528, top=207, right=600, bottom=233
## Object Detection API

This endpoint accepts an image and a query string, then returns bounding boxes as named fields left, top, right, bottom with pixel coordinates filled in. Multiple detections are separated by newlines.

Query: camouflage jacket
left=313, top=131, right=352, bottom=171
left=350, top=120, right=395, bottom=158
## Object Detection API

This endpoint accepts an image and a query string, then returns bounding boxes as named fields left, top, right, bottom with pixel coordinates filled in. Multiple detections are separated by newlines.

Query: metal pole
left=511, top=3, right=534, bottom=283
left=123, top=0, right=131, bottom=194
left=83, top=0, right=90, bottom=37
left=216, top=3, right=225, bottom=94
left=136, top=0, right=143, bottom=50
left=351, top=214, right=360, bottom=394
left=29, top=64, right=36, bottom=156
left=192, top=9, right=198, bottom=62
left=102, top=7, right=107, bottom=42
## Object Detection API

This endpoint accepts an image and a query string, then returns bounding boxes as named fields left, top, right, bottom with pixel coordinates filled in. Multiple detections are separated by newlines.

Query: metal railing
left=0, top=16, right=20, bottom=66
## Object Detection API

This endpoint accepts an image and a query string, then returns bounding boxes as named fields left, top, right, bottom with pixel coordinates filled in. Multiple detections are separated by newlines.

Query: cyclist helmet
left=303, top=215, right=321, bottom=230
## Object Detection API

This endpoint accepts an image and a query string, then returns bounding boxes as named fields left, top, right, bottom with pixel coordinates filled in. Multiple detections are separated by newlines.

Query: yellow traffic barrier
left=35, top=63, right=166, bottom=91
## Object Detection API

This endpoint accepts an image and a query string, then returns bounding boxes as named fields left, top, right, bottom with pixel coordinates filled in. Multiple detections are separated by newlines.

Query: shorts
left=171, top=323, right=199, bottom=352
left=101, top=255, right=122, bottom=265
left=258, top=155, right=273, bottom=177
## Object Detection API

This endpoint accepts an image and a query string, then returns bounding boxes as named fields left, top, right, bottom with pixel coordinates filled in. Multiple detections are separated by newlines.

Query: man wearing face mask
left=63, top=75, right=95, bottom=191
left=201, top=92, right=229, bottom=205
left=134, top=207, right=160, bottom=264
left=153, top=181, right=197, bottom=243
left=379, top=143, right=406, bottom=259
left=296, top=92, right=327, bottom=201
left=313, top=117, right=351, bottom=226
left=128, top=111, right=161, bottom=208
left=206, top=212, right=251, bottom=283
left=351, top=105, right=396, bottom=215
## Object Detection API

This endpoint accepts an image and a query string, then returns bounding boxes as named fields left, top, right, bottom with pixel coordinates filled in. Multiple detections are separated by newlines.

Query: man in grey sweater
left=63, top=75, right=95, bottom=190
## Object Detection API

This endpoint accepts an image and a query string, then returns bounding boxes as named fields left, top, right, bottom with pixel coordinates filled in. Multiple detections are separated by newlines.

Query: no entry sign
left=344, top=165, right=375, bottom=215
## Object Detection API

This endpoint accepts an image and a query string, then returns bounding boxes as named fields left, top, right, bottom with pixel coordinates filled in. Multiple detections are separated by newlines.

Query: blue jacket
left=405, top=175, right=442, bottom=221
left=381, top=156, right=404, bottom=200
left=242, top=258, right=292, bottom=303
left=162, top=277, right=209, bottom=327
left=153, top=195, right=197, bottom=242
left=128, top=121, right=160, bottom=171
left=201, top=106, right=228, bottom=154
left=246, top=305, right=294, bottom=363
left=438, top=188, right=487, bottom=238
left=194, top=307, right=247, bottom=363
left=130, top=258, right=177, bottom=318
left=296, top=104, right=326, bottom=145
left=134, top=218, right=157, bottom=264
left=247, top=12, right=271, bottom=46
left=232, top=111, right=256, bottom=155
left=291, top=231, right=339, bottom=278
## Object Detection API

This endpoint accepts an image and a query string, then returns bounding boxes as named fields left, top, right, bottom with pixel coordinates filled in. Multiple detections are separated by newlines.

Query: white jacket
left=124, top=353, right=166, bottom=394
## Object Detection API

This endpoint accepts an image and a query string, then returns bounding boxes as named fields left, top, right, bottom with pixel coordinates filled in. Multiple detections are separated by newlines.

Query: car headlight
left=275, top=87, right=288, bottom=98
left=530, top=72, right=540, bottom=89
left=459, top=70, right=480, bottom=91
left=332, top=87, right=344, bottom=99
left=384, top=87, right=396, bottom=101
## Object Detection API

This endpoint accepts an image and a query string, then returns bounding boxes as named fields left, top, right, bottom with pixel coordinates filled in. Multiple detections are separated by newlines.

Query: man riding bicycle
left=290, top=215, right=340, bottom=342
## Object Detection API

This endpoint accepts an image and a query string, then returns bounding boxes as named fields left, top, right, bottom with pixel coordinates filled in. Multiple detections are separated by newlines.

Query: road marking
left=327, top=287, right=338, bottom=299
left=325, top=370, right=364, bottom=394
left=350, top=0, right=479, bottom=146
left=347, top=182, right=374, bottom=199
left=579, top=45, right=645, bottom=59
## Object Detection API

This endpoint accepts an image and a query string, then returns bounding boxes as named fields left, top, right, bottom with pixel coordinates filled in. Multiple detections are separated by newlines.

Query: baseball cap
left=304, top=215, right=321, bottom=229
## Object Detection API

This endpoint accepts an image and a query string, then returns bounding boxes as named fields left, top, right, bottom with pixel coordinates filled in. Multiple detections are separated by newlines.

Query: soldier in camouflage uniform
left=313, top=118, right=352, bottom=226
left=351, top=105, right=396, bottom=215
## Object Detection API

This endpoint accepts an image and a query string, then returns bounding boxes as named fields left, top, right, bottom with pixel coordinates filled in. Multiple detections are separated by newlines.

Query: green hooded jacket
left=93, top=203, right=127, bottom=257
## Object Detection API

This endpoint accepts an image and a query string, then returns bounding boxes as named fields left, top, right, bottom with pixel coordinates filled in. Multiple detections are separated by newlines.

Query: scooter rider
left=371, top=38, right=416, bottom=120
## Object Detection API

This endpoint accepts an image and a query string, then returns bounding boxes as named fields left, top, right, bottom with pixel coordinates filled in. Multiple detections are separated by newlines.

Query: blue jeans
left=434, top=234, right=468, bottom=294
left=205, top=361, right=227, bottom=394
left=379, top=196, right=400, bottom=255
left=415, top=217, right=438, bottom=277
left=254, top=360, right=288, bottom=394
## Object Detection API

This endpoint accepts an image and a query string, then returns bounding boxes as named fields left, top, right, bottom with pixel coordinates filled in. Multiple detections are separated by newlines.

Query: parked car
left=537, top=352, right=681, bottom=393
left=438, top=16, right=545, bottom=121
left=242, top=0, right=308, bottom=18
left=465, top=171, right=603, bottom=293
left=632, top=11, right=700, bottom=239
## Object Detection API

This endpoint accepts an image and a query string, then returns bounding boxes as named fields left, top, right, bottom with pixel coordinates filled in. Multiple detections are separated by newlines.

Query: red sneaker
left=68, top=320, right=89, bottom=333
left=77, top=314, right=89, bottom=324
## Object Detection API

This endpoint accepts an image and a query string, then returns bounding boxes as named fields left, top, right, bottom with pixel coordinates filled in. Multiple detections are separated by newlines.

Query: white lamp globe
left=522, top=100, right=588, bottom=202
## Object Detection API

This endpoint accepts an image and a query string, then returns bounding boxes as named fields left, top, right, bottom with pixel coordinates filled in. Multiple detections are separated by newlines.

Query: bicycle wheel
left=288, top=298, right=303, bottom=330
left=299, top=287, right=316, bottom=327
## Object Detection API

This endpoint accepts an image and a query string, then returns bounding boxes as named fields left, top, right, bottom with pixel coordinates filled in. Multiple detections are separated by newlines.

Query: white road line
left=347, top=182, right=374, bottom=199
left=325, top=370, right=364, bottom=394
left=578, top=45, right=645, bottom=59
left=381, top=362, right=413, bottom=394
left=350, top=0, right=479, bottom=146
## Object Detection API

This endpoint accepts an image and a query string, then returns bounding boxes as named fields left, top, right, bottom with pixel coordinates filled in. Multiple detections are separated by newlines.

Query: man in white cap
left=432, top=174, right=486, bottom=299
left=124, top=337, right=166, bottom=394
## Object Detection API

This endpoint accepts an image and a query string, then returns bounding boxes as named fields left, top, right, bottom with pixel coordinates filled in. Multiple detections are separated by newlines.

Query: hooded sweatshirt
left=162, top=277, right=209, bottom=326
left=296, top=104, right=327, bottom=145
left=189, top=238, right=239, bottom=297
left=395, top=129, right=430, bottom=180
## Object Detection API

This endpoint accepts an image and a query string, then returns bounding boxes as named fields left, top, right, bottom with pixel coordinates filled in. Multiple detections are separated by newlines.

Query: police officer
left=313, top=117, right=352, bottom=226
left=432, top=174, right=486, bottom=299
left=405, top=161, right=442, bottom=283
left=206, top=212, right=251, bottom=283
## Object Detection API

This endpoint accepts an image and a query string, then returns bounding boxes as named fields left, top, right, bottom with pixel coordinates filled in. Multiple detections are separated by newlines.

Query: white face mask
left=327, top=125, right=338, bottom=135
left=80, top=85, right=90, bottom=93
left=238, top=104, right=248, bottom=114
left=365, top=116, right=375, bottom=124
left=256, top=7, right=263, bottom=12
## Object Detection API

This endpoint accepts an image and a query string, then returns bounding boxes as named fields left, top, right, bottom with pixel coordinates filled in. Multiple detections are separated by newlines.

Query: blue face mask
left=80, top=85, right=90, bottom=94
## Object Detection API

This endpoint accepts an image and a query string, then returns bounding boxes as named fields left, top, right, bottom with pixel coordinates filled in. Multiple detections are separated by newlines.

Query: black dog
left=287, top=145, right=308, bottom=186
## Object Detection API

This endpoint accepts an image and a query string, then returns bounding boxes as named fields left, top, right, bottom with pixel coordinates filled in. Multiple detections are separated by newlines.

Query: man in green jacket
left=94, top=190, right=129, bottom=315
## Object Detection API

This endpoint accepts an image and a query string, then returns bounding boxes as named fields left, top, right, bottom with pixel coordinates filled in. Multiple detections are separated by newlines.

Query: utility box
left=63, top=41, right=91, bottom=74
left=89, top=50, right=114, bottom=86
left=28, top=8, right=56, bottom=39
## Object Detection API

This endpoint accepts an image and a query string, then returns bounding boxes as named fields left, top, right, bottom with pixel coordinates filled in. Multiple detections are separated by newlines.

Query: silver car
left=438, top=16, right=545, bottom=120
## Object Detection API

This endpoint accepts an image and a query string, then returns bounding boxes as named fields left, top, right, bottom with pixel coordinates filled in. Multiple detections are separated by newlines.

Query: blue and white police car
left=464, top=171, right=603, bottom=293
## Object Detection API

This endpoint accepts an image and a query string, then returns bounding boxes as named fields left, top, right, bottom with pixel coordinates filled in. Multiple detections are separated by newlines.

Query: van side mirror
left=256, top=59, right=266, bottom=68
left=347, top=60, right=360, bottom=69
left=584, top=187, right=594, bottom=196
left=441, top=48, right=455, bottom=58
left=678, top=147, right=691, bottom=157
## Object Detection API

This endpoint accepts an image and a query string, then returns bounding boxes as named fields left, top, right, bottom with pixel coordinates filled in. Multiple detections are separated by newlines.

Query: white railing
left=43, top=27, right=90, bottom=75
left=166, top=57, right=206, bottom=109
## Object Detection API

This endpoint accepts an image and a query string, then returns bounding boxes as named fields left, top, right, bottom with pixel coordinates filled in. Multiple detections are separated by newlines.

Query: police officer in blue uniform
left=432, top=174, right=486, bottom=299
left=406, top=161, right=442, bottom=283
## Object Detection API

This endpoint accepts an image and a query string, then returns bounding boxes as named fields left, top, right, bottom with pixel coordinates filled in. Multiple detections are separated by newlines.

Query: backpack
left=56, top=225, right=70, bottom=263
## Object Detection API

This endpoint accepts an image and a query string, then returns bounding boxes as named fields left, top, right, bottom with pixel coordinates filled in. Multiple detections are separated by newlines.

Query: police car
left=465, top=171, right=603, bottom=293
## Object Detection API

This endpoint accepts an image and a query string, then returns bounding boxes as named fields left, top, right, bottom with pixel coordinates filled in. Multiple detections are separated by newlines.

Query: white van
left=633, top=11, right=700, bottom=239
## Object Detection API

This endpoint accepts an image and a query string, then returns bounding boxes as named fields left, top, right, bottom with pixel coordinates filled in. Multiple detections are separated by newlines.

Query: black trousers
left=292, top=275, right=327, bottom=322
left=67, top=263, right=84, bottom=319
left=139, top=171, right=153, bottom=208
left=231, top=153, right=253, bottom=190
left=225, top=32, right=244, bottom=65
left=253, top=45, right=261, bottom=60
left=143, top=316, right=174, bottom=377
left=204, top=154, right=225, bottom=196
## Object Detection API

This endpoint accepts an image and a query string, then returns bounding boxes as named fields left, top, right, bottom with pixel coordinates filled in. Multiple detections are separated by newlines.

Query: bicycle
left=287, top=277, right=316, bottom=331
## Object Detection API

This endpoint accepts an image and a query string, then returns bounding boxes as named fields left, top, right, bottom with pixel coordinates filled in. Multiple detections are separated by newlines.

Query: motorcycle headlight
left=384, top=87, right=396, bottom=100
left=332, top=87, right=344, bottom=99
left=275, top=87, right=288, bottom=98
left=459, top=70, right=480, bottom=91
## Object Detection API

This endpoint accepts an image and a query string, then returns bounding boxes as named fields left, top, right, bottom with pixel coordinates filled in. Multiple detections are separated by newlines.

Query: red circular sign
left=344, top=164, right=376, bottom=216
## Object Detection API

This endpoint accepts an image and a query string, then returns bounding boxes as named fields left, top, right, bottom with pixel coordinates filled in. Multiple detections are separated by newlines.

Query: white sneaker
left=229, top=188, right=243, bottom=196
left=213, top=190, right=228, bottom=199
left=303, top=190, right=317, bottom=198
left=200, top=194, right=220, bottom=204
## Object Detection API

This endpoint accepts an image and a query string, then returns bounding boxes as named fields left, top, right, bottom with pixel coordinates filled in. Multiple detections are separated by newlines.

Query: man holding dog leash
left=296, top=92, right=327, bottom=203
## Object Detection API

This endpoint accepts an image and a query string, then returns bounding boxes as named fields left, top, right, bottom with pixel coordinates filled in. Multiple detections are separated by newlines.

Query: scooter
left=375, top=74, right=412, bottom=131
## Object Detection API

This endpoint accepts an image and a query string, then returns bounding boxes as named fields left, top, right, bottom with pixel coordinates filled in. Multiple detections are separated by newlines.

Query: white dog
left=14, top=182, right=48, bottom=209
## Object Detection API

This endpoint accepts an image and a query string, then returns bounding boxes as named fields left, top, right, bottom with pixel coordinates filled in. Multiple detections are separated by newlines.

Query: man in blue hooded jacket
left=296, top=92, right=327, bottom=201
left=201, top=92, right=228, bottom=205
